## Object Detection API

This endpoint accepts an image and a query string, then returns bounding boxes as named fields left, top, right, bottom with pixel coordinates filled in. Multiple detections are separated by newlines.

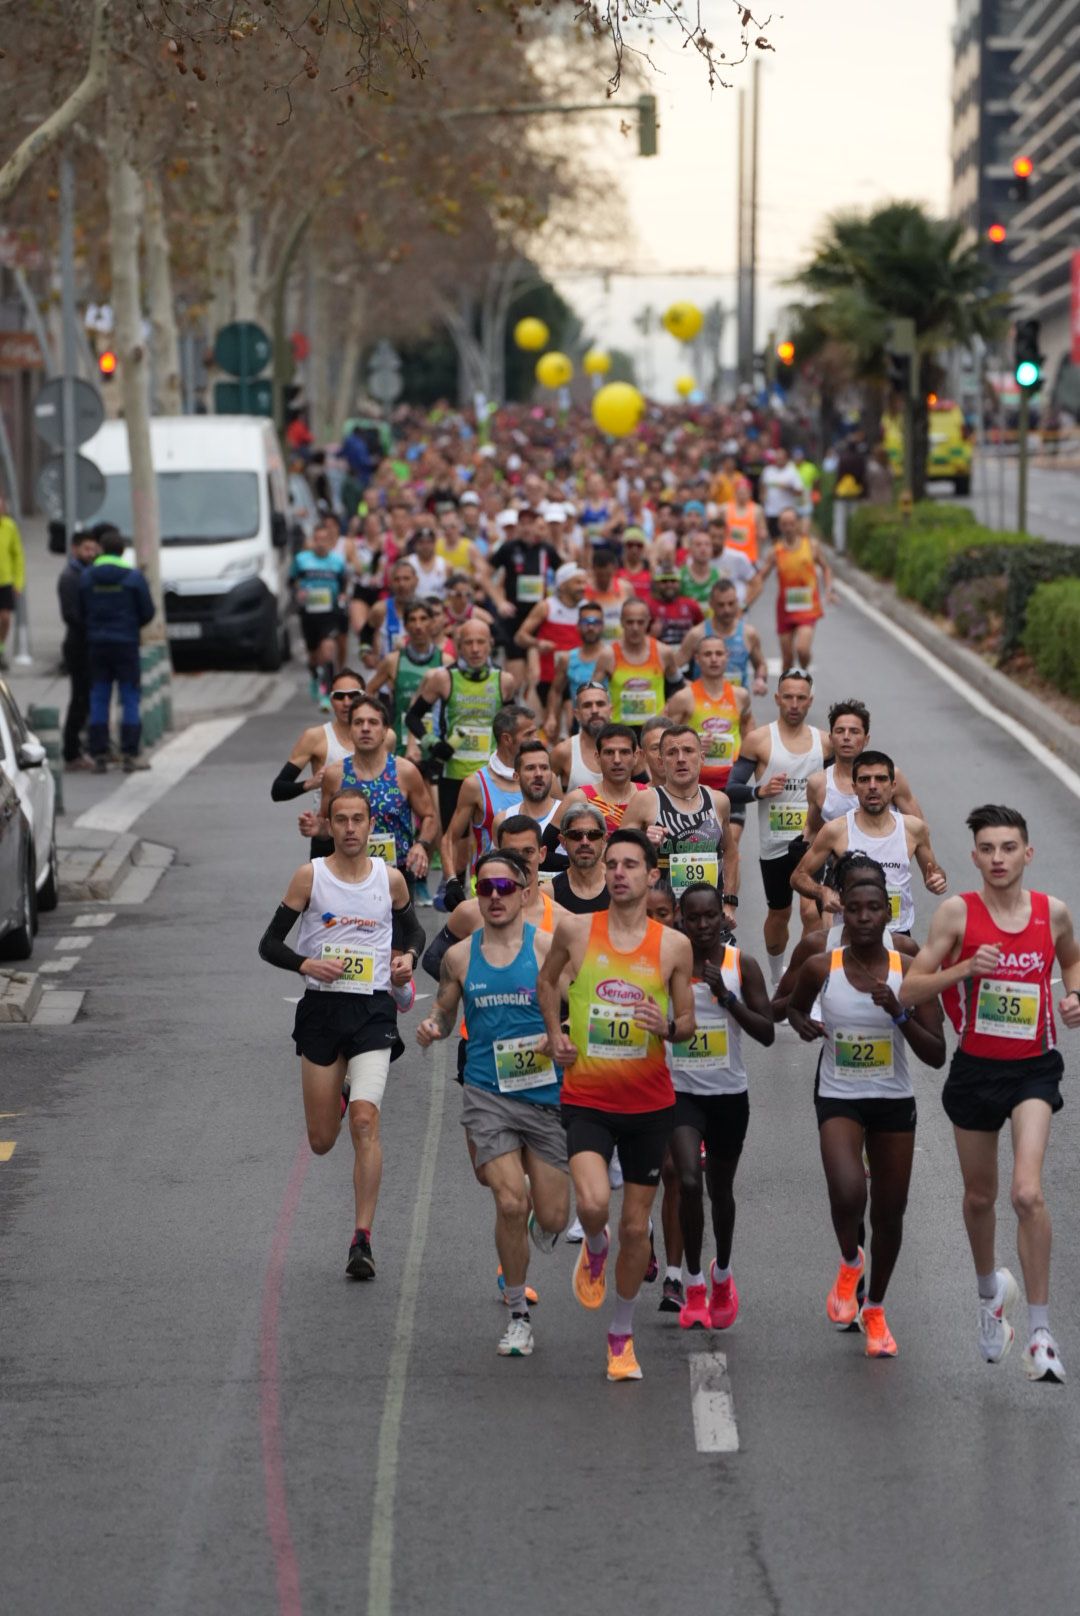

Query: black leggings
left=670, top=1124, right=740, bottom=1277
left=818, top=1119, right=914, bottom=1305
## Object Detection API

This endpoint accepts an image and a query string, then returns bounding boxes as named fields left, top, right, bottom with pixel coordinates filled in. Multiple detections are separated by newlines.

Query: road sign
left=33, top=376, right=105, bottom=449
left=884, top=318, right=916, bottom=357
left=214, top=321, right=272, bottom=379
left=367, top=339, right=403, bottom=406
left=36, top=452, right=106, bottom=523
left=214, top=378, right=273, bottom=416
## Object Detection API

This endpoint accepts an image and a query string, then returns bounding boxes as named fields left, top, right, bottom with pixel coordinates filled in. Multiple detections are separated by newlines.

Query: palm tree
left=787, top=202, right=1007, bottom=496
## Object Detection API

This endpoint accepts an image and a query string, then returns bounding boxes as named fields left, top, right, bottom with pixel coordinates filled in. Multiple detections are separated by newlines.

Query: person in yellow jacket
left=0, top=494, right=26, bottom=670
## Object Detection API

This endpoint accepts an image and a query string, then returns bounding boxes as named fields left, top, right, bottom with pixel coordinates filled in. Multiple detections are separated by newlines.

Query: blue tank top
left=722, top=618, right=751, bottom=687
left=341, top=755, right=413, bottom=865
left=566, top=647, right=609, bottom=703
left=474, top=766, right=524, bottom=857
left=462, top=924, right=562, bottom=1104
left=290, top=549, right=346, bottom=616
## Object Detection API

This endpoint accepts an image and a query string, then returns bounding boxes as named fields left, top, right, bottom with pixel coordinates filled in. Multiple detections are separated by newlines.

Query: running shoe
left=826, top=1248, right=864, bottom=1328
left=345, top=1229, right=375, bottom=1281
left=572, top=1231, right=609, bottom=1310
left=678, top=1283, right=711, bottom=1331
left=564, top=1217, right=585, bottom=1244
left=606, top=1334, right=643, bottom=1381
left=709, top=1268, right=739, bottom=1330
left=858, top=1305, right=898, bottom=1358
left=496, top=1266, right=538, bottom=1306
left=528, top=1210, right=560, bottom=1256
left=659, top=1276, right=685, bottom=1313
left=978, top=1268, right=1018, bottom=1364
left=1022, top=1328, right=1065, bottom=1384
left=413, top=879, right=433, bottom=907
left=497, top=1313, right=534, bottom=1357
left=644, top=1227, right=659, bottom=1284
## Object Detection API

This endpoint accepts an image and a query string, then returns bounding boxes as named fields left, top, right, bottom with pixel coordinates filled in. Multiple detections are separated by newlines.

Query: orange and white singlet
left=775, top=536, right=821, bottom=625
left=724, top=501, right=760, bottom=565
left=689, top=678, right=741, bottom=789
left=564, top=912, right=674, bottom=1113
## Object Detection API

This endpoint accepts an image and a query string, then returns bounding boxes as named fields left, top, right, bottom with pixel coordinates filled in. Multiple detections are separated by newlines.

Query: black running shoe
left=346, top=1229, right=375, bottom=1280
left=659, top=1276, right=685, bottom=1313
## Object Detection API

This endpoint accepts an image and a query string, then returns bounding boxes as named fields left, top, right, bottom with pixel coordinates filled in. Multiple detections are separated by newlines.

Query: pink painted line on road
left=259, top=1138, right=311, bottom=1616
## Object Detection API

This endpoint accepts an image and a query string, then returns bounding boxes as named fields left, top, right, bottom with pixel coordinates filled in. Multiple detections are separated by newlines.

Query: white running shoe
left=978, top=1268, right=1019, bottom=1363
left=1022, top=1328, right=1065, bottom=1384
left=565, top=1217, right=584, bottom=1244
left=528, top=1210, right=560, bottom=1255
left=497, top=1313, right=534, bottom=1357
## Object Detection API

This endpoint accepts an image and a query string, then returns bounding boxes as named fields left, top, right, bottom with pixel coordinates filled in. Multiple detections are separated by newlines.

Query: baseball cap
left=494, top=508, right=519, bottom=529
left=622, top=526, right=647, bottom=545
left=653, top=565, right=679, bottom=581
left=460, top=490, right=481, bottom=506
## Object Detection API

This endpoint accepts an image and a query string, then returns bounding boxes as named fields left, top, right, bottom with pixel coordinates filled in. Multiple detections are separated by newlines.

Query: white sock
left=977, top=1271, right=998, bottom=1300
left=767, top=951, right=785, bottom=986
left=1029, top=1303, right=1050, bottom=1333
left=665, top=1264, right=682, bottom=1283
left=712, top=1262, right=731, bottom=1285
left=687, top=1270, right=706, bottom=1288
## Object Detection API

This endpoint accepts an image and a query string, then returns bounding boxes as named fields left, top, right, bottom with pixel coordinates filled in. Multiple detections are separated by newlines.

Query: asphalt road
left=4, top=586, right=1080, bottom=1616
left=946, top=456, right=1080, bottom=543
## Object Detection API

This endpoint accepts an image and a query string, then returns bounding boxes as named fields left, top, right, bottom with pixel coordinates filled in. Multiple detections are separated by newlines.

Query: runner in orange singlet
left=724, top=480, right=767, bottom=565
left=752, top=507, right=835, bottom=670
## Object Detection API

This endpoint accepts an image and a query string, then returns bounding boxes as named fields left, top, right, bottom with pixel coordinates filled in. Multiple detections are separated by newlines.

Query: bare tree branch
left=0, top=0, right=113, bottom=205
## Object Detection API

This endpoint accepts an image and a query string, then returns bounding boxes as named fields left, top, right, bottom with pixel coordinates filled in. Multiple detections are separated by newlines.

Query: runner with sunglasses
left=550, top=802, right=610, bottom=914
left=417, top=849, right=569, bottom=1359
left=272, top=667, right=365, bottom=857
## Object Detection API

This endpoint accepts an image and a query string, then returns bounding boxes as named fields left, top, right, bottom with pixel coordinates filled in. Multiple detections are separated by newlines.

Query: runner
left=679, top=578, right=768, bottom=695
left=620, top=726, right=737, bottom=917
left=258, top=787, right=425, bottom=1279
left=585, top=544, right=635, bottom=642
left=594, top=599, right=683, bottom=736
left=788, top=864, right=946, bottom=1355
left=752, top=507, right=835, bottom=670
left=416, top=849, right=569, bottom=1357
left=367, top=559, right=419, bottom=663
left=539, top=828, right=695, bottom=1380
left=561, top=723, right=648, bottom=834
left=665, top=635, right=752, bottom=801
left=649, top=566, right=704, bottom=650
left=489, top=739, right=566, bottom=882
left=760, top=448, right=806, bottom=540
left=290, top=519, right=348, bottom=704
left=545, top=602, right=609, bottom=738
left=514, top=562, right=587, bottom=713
left=441, top=705, right=537, bottom=906
left=551, top=682, right=610, bottom=793
left=639, top=879, right=685, bottom=1309
left=791, top=751, right=947, bottom=935
left=486, top=507, right=563, bottom=684
left=314, top=696, right=439, bottom=893
left=724, top=478, right=767, bottom=565
left=670, top=884, right=774, bottom=1331
left=550, top=802, right=610, bottom=914
left=725, top=669, right=832, bottom=981
left=367, top=601, right=449, bottom=763
left=899, top=804, right=1080, bottom=1381
left=638, top=714, right=674, bottom=788
left=272, top=667, right=364, bottom=857
left=406, top=524, right=450, bottom=599
left=805, top=700, right=923, bottom=839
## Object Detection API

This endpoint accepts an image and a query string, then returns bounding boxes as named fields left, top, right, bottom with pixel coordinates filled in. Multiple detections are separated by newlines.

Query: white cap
left=555, top=561, right=587, bottom=587
left=507, top=453, right=522, bottom=471
left=542, top=501, right=570, bottom=522
left=460, top=490, right=481, bottom=506
left=494, top=508, right=519, bottom=529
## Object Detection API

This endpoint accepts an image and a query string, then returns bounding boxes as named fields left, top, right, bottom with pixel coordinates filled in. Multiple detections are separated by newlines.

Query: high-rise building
left=950, top=0, right=1026, bottom=244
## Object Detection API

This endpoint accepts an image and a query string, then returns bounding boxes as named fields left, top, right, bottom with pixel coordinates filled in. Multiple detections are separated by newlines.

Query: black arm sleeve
left=271, top=761, right=307, bottom=802
left=422, top=923, right=456, bottom=983
left=258, top=904, right=306, bottom=972
left=392, top=900, right=426, bottom=961
left=724, top=754, right=758, bottom=805
left=406, top=695, right=434, bottom=740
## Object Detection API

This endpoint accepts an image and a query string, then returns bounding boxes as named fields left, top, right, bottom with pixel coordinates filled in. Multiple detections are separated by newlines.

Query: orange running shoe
left=606, top=1335, right=643, bottom=1381
left=571, top=1231, right=609, bottom=1310
left=859, top=1305, right=898, bottom=1358
left=826, top=1248, right=864, bottom=1328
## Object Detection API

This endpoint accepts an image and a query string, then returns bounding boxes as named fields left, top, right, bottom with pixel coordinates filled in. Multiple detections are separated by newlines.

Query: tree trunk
left=107, top=98, right=163, bottom=631
left=144, top=172, right=183, bottom=415
left=911, top=396, right=930, bottom=501
left=232, top=206, right=257, bottom=321
left=331, top=292, right=367, bottom=437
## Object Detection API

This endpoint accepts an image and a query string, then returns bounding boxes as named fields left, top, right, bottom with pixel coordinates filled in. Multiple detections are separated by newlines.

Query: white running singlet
left=296, top=857, right=392, bottom=994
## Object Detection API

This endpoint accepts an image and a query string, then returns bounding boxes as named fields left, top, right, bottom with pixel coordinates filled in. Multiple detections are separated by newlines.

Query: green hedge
left=1001, top=544, right=1080, bottom=656
left=846, top=502, right=976, bottom=582
left=1022, top=579, right=1080, bottom=699
left=898, top=527, right=1031, bottom=613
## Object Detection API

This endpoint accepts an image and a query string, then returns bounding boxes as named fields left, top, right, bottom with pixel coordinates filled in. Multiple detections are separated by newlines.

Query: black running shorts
left=561, top=1103, right=675, bottom=1186
left=815, top=1094, right=917, bottom=1133
left=759, top=837, right=807, bottom=911
left=671, top=1089, right=750, bottom=1159
left=300, top=611, right=340, bottom=653
left=292, top=989, right=399, bottom=1067
left=942, top=1048, right=1064, bottom=1133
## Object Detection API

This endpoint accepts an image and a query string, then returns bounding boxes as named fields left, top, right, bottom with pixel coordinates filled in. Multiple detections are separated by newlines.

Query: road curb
left=828, top=550, right=1080, bottom=776
left=58, top=831, right=139, bottom=902
left=0, top=970, right=44, bottom=1023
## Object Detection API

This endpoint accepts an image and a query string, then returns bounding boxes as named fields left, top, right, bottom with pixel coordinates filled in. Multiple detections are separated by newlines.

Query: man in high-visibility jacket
left=0, top=493, right=25, bottom=671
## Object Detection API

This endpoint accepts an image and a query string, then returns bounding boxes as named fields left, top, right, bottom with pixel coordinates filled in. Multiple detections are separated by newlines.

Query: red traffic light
left=987, top=223, right=1007, bottom=245
left=1012, top=155, right=1033, bottom=180
left=98, top=349, right=118, bottom=376
left=776, top=340, right=795, bottom=365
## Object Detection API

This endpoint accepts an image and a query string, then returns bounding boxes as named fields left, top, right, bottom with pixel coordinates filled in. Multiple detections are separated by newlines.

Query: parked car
left=0, top=764, right=35, bottom=959
left=0, top=678, right=58, bottom=914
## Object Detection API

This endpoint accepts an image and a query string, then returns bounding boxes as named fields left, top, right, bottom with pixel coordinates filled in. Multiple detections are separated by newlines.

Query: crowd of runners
left=259, top=405, right=1080, bottom=1385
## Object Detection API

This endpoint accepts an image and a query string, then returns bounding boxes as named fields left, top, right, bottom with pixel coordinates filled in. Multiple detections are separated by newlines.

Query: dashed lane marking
left=38, top=957, right=80, bottom=975
left=52, top=936, right=94, bottom=951
left=690, top=1351, right=740, bottom=1453
left=72, top=912, right=115, bottom=928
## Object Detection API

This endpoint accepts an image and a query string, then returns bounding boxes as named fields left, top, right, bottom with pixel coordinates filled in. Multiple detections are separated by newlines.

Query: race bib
left=668, top=851, right=720, bottom=892
left=784, top=585, right=815, bottom=614
left=322, top=942, right=375, bottom=994
left=673, top=1022, right=729, bottom=1068
left=833, top=1027, right=894, bottom=1080
left=304, top=586, right=334, bottom=613
left=974, top=978, right=1040, bottom=1040
left=586, top=1003, right=648, bottom=1060
left=454, top=723, right=490, bottom=764
left=887, top=887, right=902, bottom=923
left=768, top=802, right=807, bottom=835
left=367, top=832, right=397, bottom=865
left=703, top=728, right=736, bottom=765
left=494, top=1034, right=556, bottom=1094
left=517, top=573, right=545, bottom=603
left=619, top=684, right=659, bottom=720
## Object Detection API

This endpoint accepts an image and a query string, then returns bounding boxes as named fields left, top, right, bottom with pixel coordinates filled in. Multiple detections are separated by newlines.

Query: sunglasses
left=330, top=690, right=363, bottom=702
left=564, top=828, right=604, bottom=842
left=475, top=876, right=524, bottom=898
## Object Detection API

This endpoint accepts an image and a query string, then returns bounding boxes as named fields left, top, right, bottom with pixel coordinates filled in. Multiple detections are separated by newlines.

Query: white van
left=83, top=415, right=293, bottom=669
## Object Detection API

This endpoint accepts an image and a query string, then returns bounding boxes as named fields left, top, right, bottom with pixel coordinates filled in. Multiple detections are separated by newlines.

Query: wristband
left=722, top=893, right=739, bottom=908
left=892, top=1009, right=910, bottom=1026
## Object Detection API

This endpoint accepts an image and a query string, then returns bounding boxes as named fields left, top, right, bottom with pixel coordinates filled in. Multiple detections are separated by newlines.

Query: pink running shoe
left=679, top=1283, right=711, bottom=1330
left=709, top=1267, right=739, bottom=1329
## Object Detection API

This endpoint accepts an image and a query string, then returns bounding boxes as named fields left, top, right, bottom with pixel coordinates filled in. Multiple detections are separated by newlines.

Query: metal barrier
left=139, top=643, right=174, bottom=750
left=27, top=703, right=64, bottom=815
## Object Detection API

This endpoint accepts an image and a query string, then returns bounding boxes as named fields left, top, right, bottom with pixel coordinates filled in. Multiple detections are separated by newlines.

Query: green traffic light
left=1015, top=360, right=1040, bottom=388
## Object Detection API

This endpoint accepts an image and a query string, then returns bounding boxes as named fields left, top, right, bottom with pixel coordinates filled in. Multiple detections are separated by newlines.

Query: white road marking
left=366, top=1045, right=446, bottom=1616
left=72, top=912, right=115, bottom=927
left=38, top=956, right=79, bottom=974
left=690, top=1351, right=740, bottom=1454
left=53, top=936, right=94, bottom=951
left=74, top=716, right=246, bottom=835
left=834, top=580, right=1080, bottom=804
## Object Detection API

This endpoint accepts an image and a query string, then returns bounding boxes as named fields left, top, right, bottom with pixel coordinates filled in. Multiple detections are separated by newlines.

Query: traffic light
left=637, top=94, right=658, bottom=157
left=98, top=349, right=118, bottom=381
left=1014, top=318, right=1042, bottom=389
left=987, top=222, right=1007, bottom=245
left=775, top=340, right=795, bottom=366
left=1011, top=155, right=1033, bottom=204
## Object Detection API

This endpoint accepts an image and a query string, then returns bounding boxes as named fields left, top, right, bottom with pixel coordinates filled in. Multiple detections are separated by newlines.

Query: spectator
left=0, top=492, right=25, bottom=670
left=58, top=528, right=101, bottom=769
left=865, top=445, right=895, bottom=506
left=79, top=524, right=155, bottom=773
left=759, top=445, right=806, bottom=539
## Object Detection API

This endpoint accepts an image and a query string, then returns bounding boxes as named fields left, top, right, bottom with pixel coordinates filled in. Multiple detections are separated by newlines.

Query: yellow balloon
left=535, top=351, right=573, bottom=388
left=592, top=381, right=645, bottom=438
left=661, top=301, right=704, bottom=343
left=514, top=317, right=550, bottom=352
left=583, top=348, right=612, bottom=377
left=675, top=375, right=696, bottom=399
